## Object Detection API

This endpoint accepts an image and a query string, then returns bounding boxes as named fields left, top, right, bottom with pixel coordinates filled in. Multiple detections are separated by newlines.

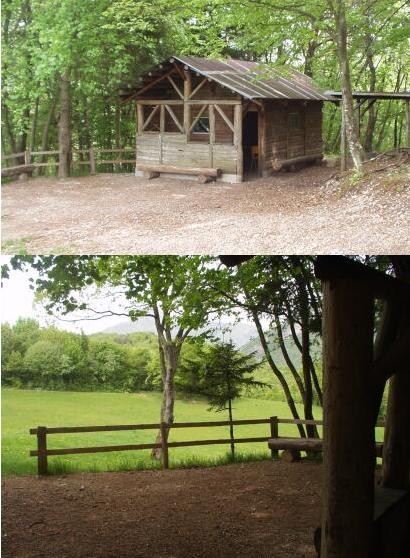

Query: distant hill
left=99, top=318, right=321, bottom=366
left=101, top=318, right=258, bottom=348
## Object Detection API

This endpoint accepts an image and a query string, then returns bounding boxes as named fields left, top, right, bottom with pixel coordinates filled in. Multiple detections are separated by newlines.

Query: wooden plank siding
left=135, top=67, right=324, bottom=182
left=262, top=100, right=323, bottom=176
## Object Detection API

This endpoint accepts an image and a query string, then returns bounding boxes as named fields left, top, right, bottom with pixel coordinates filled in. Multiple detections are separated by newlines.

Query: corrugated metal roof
left=173, top=56, right=331, bottom=101
left=327, top=90, right=410, bottom=101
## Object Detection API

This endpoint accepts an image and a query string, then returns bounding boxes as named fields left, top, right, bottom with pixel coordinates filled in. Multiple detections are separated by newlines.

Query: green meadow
left=2, top=388, right=320, bottom=476
left=2, top=389, right=385, bottom=476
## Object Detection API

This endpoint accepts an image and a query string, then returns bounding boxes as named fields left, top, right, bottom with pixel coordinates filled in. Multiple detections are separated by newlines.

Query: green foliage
left=201, top=340, right=263, bottom=412
left=2, top=0, right=408, bottom=161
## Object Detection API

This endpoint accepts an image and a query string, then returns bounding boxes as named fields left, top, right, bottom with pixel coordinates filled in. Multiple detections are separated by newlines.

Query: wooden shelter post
left=320, top=276, right=375, bottom=558
left=234, top=103, right=243, bottom=181
left=183, top=70, right=192, bottom=134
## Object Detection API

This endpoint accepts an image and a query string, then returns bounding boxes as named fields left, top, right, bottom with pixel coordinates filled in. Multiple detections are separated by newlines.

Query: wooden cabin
left=123, top=56, right=330, bottom=183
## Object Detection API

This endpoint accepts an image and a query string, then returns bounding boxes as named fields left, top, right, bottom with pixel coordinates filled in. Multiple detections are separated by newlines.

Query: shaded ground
left=2, top=164, right=409, bottom=254
left=2, top=461, right=322, bottom=558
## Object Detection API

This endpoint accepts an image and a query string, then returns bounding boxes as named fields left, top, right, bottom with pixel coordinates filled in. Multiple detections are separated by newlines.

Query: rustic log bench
left=1, top=164, right=35, bottom=180
left=272, top=153, right=323, bottom=172
left=268, top=437, right=383, bottom=462
left=135, top=164, right=222, bottom=183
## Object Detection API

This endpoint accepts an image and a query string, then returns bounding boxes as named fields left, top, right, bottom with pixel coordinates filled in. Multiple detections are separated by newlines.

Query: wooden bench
left=135, top=163, right=221, bottom=183
left=268, top=437, right=383, bottom=461
left=1, top=164, right=35, bottom=180
left=272, top=153, right=323, bottom=172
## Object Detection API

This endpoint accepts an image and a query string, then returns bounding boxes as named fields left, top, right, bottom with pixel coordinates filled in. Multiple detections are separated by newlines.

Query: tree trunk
left=274, top=313, right=306, bottom=403
left=115, top=100, right=121, bottom=173
left=38, top=93, right=57, bottom=175
left=248, top=303, right=306, bottom=438
left=333, top=0, right=366, bottom=169
left=29, top=97, right=39, bottom=152
left=58, top=72, right=71, bottom=178
left=151, top=337, right=180, bottom=460
left=227, top=395, right=235, bottom=459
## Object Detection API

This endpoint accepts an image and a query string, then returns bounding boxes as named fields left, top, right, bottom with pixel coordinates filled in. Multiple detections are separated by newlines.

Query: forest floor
left=2, top=460, right=322, bottom=558
left=2, top=160, right=409, bottom=254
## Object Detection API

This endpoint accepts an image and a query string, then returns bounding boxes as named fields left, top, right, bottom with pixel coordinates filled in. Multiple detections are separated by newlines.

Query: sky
left=0, top=257, right=258, bottom=336
left=1, top=258, right=131, bottom=334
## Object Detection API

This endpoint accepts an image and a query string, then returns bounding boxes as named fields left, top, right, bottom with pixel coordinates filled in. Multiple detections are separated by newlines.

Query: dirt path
left=2, top=168, right=409, bottom=253
left=2, top=461, right=322, bottom=558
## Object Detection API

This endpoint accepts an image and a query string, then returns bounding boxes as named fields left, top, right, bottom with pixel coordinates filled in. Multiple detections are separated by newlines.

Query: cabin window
left=190, top=109, right=210, bottom=143
left=193, top=117, right=210, bottom=133
left=288, top=112, right=301, bottom=129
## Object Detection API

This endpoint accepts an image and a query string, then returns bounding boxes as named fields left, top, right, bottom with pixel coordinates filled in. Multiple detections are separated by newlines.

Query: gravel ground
left=2, top=460, right=322, bottom=558
left=2, top=165, right=409, bottom=254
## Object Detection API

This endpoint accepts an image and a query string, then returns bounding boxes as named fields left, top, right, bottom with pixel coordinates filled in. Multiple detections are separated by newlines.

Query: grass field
left=2, top=389, right=327, bottom=476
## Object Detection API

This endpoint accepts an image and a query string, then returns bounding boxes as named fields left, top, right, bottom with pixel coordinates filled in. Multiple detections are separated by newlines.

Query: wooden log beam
left=189, top=78, right=207, bottom=99
left=214, top=104, right=235, bottom=132
left=188, top=104, right=208, bottom=133
left=272, top=153, right=323, bottom=171
left=1, top=164, right=35, bottom=178
left=165, top=105, right=183, bottom=133
left=142, top=105, right=160, bottom=131
left=268, top=437, right=323, bottom=451
left=135, top=163, right=221, bottom=177
left=315, top=256, right=410, bottom=302
left=167, top=75, right=183, bottom=99
left=234, top=103, right=243, bottom=180
left=320, top=276, right=375, bottom=558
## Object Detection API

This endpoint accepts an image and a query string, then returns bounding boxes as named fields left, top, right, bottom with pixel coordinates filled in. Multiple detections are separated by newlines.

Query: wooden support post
left=234, top=103, right=243, bottom=181
left=89, top=147, right=96, bottom=175
left=137, top=104, right=144, bottom=135
left=183, top=70, right=192, bottom=135
left=24, top=150, right=31, bottom=165
left=160, top=422, right=169, bottom=470
left=340, top=104, right=347, bottom=171
left=320, top=277, right=375, bottom=558
left=406, top=100, right=410, bottom=148
left=258, top=103, right=266, bottom=177
left=270, top=416, right=279, bottom=459
left=37, top=426, right=48, bottom=475
left=381, top=370, right=410, bottom=489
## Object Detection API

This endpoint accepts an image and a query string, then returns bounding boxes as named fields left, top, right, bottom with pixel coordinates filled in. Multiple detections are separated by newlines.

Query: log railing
left=29, top=417, right=386, bottom=475
left=1, top=147, right=135, bottom=176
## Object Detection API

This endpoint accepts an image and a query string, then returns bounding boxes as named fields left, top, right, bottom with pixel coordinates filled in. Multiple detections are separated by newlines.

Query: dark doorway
left=243, top=111, right=259, bottom=177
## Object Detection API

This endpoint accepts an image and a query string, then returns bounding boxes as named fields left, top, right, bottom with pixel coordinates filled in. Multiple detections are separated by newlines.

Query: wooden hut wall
left=262, top=100, right=323, bottom=174
left=135, top=74, right=242, bottom=180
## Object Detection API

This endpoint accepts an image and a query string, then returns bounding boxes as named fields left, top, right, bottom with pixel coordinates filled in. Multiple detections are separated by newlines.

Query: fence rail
left=1, top=147, right=135, bottom=176
left=29, top=417, right=385, bottom=475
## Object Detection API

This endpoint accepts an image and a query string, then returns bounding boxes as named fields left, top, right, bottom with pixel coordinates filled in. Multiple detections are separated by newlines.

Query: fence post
left=89, top=147, right=96, bottom=175
left=24, top=150, right=31, bottom=165
left=270, top=416, right=279, bottom=459
left=37, top=426, right=48, bottom=475
left=160, top=422, right=169, bottom=470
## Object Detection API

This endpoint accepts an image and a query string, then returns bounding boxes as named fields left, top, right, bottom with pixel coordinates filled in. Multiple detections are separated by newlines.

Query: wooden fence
left=1, top=147, right=135, bottom=176
left=29, top=417, right=329, bottom=475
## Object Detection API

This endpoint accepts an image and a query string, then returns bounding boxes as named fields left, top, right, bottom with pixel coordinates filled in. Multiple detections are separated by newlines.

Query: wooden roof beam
left=315, top=256, right=410, bottom=301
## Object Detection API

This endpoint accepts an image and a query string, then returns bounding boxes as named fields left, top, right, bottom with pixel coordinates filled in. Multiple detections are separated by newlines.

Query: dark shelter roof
left=123, top=56, right=409, bottom=103
left=172, top=56, right=330, bottom=101
left=327, top=91, right=410, bottom=101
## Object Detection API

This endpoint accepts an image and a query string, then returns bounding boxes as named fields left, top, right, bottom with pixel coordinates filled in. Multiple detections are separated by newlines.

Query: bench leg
left=198, top=174, right=214, bottom=184
left=144, top=171, right=160, bottom=179
left=281, top=449, right=301, bottom=462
